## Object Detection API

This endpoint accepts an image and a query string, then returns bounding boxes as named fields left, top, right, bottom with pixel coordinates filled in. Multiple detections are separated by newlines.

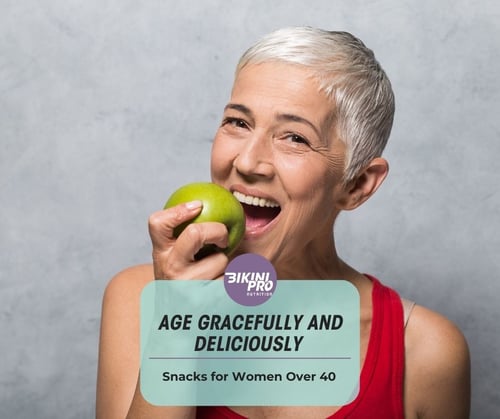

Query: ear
left=338, top=157, right=389, bottom=211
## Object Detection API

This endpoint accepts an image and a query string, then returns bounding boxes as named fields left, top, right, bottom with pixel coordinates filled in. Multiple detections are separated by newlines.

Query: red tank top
left=197, top=276, right=405, bottom=418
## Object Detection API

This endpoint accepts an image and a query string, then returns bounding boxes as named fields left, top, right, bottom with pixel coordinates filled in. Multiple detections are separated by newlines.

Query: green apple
left=164, top=182, right=245, bottom=257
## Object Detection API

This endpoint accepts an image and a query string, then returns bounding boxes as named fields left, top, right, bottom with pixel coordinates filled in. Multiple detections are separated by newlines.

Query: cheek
left=276, top=155, right=343, bottom=223
left=210, top=135, right=234, bottom=180
left=277, top=155, right=332, bottom=198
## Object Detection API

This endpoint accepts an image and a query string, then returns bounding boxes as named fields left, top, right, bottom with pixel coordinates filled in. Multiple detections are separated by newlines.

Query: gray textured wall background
left=1, top=1, right=499, bottom=418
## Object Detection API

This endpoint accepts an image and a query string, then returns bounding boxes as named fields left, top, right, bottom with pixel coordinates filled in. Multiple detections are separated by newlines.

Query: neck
left=273, top=233, right=358, bottom=281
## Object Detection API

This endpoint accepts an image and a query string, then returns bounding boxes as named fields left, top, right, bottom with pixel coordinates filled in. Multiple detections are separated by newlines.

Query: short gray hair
left=236, top=26, right=395, bottom=184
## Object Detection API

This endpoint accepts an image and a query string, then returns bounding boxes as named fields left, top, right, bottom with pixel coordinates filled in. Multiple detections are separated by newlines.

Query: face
left=211, top=62, right=350, bottom=267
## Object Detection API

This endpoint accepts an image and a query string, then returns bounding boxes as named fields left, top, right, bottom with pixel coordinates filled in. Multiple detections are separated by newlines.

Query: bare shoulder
left=99, top=265, right=154, bottom=354
left=406, top=304, right=470, bottom=362
left=104, top=264, right=155, bottom=299
left=99, top=264, right=155, bottom=342
left=404, top=304, right=471, bottom=418
left=97, top=264, right=154, bottom=419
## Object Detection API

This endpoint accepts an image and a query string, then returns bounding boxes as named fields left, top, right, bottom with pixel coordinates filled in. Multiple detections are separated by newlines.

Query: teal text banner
left=140, top=280, right=360, bottom=406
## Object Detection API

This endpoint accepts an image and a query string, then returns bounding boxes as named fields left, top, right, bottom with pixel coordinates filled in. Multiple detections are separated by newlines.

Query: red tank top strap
left=329, top=275, right=404, bottom=418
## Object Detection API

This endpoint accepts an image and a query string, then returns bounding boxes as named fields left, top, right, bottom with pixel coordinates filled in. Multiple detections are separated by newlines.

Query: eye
left=223, top=117, right=248, bottom=129
left=285, top=133, right=310, bottom=146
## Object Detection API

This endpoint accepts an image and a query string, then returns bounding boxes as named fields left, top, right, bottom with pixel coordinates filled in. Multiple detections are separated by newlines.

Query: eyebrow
left=224, top=103, right=322, bottom=139
left=276, top=113, right=322, bottom=140
left=224, top=103, right=254, bottom=120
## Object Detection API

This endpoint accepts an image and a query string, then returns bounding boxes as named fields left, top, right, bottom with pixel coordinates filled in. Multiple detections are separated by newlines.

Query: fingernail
left=185, top=200, right=203, bottom=210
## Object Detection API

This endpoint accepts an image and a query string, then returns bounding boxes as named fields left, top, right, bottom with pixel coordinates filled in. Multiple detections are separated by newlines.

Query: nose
left=233, top=133, right=274, bottom=180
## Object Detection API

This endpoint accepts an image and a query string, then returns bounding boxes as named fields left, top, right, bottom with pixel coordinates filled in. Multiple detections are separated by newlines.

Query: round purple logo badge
left=224, top=253, right=277, bottom=306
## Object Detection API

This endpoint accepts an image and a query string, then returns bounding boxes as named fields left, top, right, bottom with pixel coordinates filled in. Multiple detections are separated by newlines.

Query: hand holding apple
left=164, top=182, right=246, bottom=257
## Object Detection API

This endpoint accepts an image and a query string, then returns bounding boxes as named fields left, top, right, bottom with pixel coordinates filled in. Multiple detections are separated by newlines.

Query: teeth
left=233, top=191, right=280, bottom=208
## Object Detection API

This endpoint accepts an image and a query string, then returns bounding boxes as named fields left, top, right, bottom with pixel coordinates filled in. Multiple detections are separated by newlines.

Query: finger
left=174, top=222, right=229, bottom=262
left=161, top=252, right=229, bottom=280
left=152, top=221, right=229, bottom=280
left=148, top=201, right=203, bottom=251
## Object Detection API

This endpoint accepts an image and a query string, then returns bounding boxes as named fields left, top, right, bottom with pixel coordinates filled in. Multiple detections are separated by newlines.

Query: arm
left=404, top=305, right=471, bottom=419
left=96, top=202, right=230, bottom=418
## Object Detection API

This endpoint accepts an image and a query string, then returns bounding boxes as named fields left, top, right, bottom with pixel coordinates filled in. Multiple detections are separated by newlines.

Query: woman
left=97, top=27, right=470, bottom=418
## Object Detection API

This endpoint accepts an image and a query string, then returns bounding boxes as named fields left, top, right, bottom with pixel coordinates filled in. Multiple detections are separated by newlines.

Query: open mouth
left=233, top=191, right=281, bottom=231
